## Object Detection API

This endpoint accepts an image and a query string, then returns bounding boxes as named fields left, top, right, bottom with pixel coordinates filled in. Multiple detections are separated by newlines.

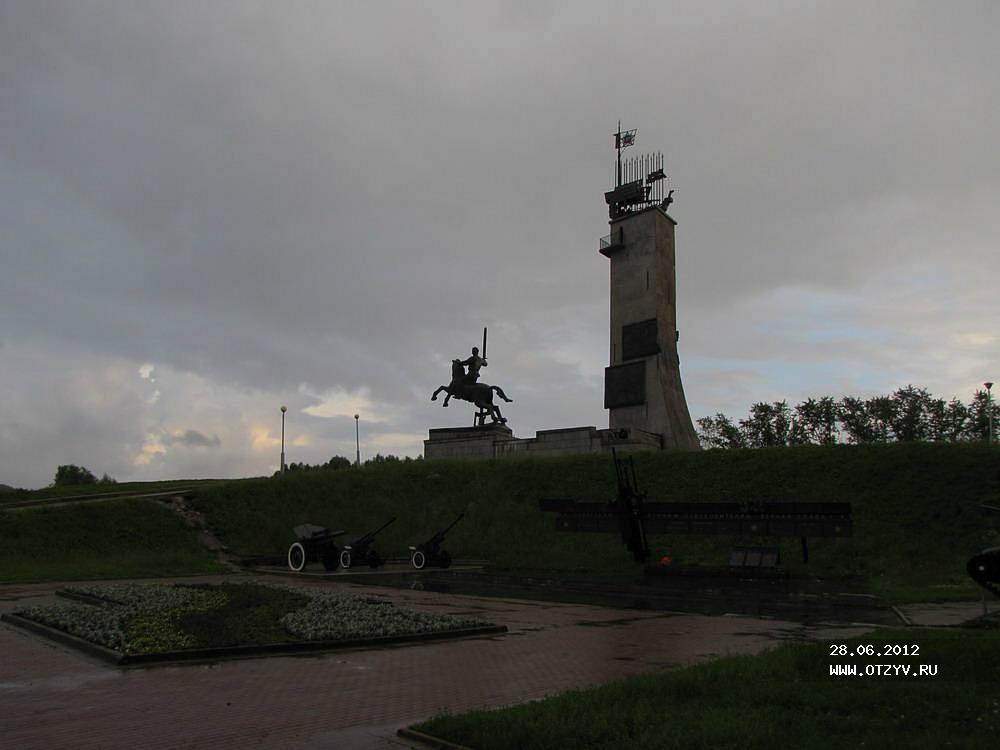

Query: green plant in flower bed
left=175, top=583, right=313, bottom=647
left=13, top=582, right=495, bottom=657
left=16, top=583, right=229, bottom=654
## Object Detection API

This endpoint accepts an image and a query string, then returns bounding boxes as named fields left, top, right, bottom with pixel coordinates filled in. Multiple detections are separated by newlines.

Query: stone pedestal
left=424, top=424, right=664, bottom=461
left=424, top=424, right=514, bottom=460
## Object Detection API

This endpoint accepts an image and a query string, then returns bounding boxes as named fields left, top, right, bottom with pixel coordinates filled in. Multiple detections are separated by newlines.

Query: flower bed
left=5, top=581, right=502, bottom=664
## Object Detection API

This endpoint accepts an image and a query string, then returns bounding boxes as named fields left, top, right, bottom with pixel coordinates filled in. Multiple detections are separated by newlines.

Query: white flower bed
left=279, top=588, right=491, bottom=641
left=15, top=600, right=131, bottom=651
left=64, top=582, right=213, bottom=610
left=15, top=583, right=227, bottom=654
left=13, top=582, right=495, bottom=656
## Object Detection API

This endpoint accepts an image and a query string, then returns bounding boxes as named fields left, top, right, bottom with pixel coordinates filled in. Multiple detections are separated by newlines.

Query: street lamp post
left=280, top=405, right=287, bottom=474
left=354, top=414, right=360, bottom=466
left=986, top=382, right=994, bottom=447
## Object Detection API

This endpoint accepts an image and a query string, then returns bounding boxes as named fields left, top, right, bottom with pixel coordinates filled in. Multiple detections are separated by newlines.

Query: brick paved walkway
left=0, top=575, right=871, bottom=749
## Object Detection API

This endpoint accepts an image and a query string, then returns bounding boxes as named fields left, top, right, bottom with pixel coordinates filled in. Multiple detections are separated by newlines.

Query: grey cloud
left=1, top=2, right=997, bottom=486
left=164, top=430, right=222, bottom=448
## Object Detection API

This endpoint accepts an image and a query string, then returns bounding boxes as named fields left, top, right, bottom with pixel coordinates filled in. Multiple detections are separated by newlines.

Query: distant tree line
left=362, top=453, right=423, bottom=466
left=52, top=465, right=117, bottom=486
left=697, top=385, right=998, bottom=449
left=275, top=453, right=423, bottom=476
left=281, top=455, right=354, bottom=474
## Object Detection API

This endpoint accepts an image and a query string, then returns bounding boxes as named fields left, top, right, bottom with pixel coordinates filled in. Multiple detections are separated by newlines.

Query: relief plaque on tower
left=621, top=318, right=659, bottom=361
left=604, top=361, right=646, bottom=409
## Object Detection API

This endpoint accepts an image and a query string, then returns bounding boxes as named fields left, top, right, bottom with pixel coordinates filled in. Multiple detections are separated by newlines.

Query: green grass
left=3, top=443, right=997, bottom=596
left=0, top=500, right=226, bottom=582
left=191, top=443, right=1000, bottom=602
left=416, top=628, right=1000, bottom=749
left=0, top=478, right=238, bottom=505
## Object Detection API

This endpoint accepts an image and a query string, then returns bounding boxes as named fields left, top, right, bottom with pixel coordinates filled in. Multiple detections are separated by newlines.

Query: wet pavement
left=1, top=572, right=989, bottom=749
left=332, top=567, right=902, bottom=625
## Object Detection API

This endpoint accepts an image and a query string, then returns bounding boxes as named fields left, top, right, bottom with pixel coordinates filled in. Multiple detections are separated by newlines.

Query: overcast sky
left=1, top=1, right=997, bottom=488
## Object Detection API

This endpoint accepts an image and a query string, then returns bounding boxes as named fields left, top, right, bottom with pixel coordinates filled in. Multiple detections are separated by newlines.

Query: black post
left=475, top=327, right=488, bottom=427
left=616, top=120, right=622, bottom=188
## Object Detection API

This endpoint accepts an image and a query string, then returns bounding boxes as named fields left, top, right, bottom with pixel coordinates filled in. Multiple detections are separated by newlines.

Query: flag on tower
left=616, top=129, right=637, bottom=149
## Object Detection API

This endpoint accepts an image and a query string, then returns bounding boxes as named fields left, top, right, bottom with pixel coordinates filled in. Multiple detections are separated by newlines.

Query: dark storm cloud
left=1, top=2, right=997, bottom=487
left=1, top=1, right=612, bottom=396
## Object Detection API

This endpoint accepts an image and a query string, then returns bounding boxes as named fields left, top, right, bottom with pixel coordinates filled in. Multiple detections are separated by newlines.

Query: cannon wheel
left=288, top=542, right=307, bottom=572
left=411, top=549, right=426, bottom=570
left=321, top=545, right=340, bottom=572
left=340, top=549, right=352, bottom=569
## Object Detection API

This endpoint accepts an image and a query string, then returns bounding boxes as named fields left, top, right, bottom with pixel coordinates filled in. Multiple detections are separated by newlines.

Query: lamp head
left=280, top=405, right=287, bottom=413
left=354, top=413, right=359, bottom=420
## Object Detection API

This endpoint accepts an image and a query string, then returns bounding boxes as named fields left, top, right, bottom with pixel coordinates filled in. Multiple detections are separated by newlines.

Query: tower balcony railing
left=599, top=227, right=625, bottom=255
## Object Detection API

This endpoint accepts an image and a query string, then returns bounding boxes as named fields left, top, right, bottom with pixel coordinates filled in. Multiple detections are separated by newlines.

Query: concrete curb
left=1, top=612, right=123, bottom=664
left=397, top=726, right=476, bottom=750
left=2, top=611, right=507, bottom=668
left=891, top=605, right=913, bottom=625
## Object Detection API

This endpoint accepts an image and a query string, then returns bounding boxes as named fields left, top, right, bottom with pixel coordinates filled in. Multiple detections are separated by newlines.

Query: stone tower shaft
left=601, top=205, right=699, bottom=449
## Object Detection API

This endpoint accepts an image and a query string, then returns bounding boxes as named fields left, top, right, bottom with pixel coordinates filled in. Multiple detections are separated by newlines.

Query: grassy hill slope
left=0, top=478, right=235, bottom=506
left=0, top=500, right=226, bottom=582
left=192, top=443, right=1000, bottom=601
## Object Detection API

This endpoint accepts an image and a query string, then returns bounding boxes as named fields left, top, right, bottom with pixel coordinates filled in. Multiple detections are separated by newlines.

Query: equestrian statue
left=431, top=331, right=512, bottom=425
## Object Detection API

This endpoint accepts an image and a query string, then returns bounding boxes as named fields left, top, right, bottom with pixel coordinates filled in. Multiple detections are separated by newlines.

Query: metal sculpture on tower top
left=605, top=121, right=674, bottom=220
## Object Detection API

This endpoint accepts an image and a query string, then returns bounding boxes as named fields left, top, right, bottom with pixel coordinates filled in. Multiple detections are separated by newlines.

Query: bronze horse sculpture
left=432, top=359, right=512, bottom=424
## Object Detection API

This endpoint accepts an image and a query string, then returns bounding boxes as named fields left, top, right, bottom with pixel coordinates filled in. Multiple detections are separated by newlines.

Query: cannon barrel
left=422, top=513, right=464, bottom=548
left=436, top=513, right=465, bottom=539
left=292, top=523, right=345, bottom=541
left=353, top=516, right=397, bottom=545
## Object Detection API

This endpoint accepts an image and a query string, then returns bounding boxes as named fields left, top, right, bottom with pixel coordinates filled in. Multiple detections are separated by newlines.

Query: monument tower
left=600, top=123, right=699, bottom=449
left=424, top=126, right=698, bottom=460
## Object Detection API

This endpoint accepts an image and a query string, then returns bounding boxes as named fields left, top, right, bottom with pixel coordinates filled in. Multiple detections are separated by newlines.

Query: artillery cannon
left=287, top=524, right=345, bottom=572
left=968, top=505, right=1000, bottom=598
left=410, top=513, right=464, bottom=569
left=340, top=516, right=397, bottom=569
left=968, top=548, right=1000, bottom=598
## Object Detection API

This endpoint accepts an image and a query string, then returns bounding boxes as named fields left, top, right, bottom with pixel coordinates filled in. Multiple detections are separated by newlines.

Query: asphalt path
left=1, top=574, right=877, bottom=749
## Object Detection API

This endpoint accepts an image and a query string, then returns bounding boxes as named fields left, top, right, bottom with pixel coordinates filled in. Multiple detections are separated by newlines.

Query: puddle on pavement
left=0, top=669, right=120, bottom=693
left=576, top=615, right=668, bottom=627
left=335, top=570, right=900, bottom=625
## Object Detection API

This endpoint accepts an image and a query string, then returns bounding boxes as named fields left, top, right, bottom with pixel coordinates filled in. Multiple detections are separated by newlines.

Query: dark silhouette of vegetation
left=697, top=385, right=998, bottom=449
left=53, top=465, right=117, bottom=487
left=273, top=454, right=422, bottom=477
left=363, top=453, right=423, bottom=466
left=275, top=456, right=353, bottom=476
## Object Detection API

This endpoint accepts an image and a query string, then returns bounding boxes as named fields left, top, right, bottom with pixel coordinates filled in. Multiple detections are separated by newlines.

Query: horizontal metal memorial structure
left=540, top=500, right=852, bottom=538
left=540, top=451, right=852, bottom=563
